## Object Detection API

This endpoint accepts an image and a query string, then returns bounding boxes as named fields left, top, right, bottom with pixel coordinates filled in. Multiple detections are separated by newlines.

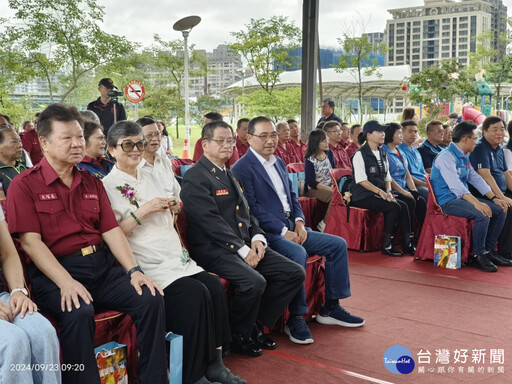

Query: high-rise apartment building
left=189, top=44, right=243, bottom=97
left=385, top=0, right=507, bottom=73
left=363, top=32, right=385, bottom=53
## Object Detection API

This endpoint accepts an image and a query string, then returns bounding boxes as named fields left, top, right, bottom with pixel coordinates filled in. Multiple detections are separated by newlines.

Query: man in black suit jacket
left=181, top=121, right=305, bottom=358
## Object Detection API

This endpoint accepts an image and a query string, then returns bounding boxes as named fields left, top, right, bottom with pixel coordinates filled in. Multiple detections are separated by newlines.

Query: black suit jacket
left=180, top=156, right=265, bottom=268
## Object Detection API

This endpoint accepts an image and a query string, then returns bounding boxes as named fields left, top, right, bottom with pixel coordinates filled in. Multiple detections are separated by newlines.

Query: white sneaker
left=317, top=220, right=326, bottom=232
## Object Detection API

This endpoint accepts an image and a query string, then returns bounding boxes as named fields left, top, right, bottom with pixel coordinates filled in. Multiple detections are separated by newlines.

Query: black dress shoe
left=471, top=254, right=498, bottom=272
left=230, top=334, right=262, bottom=357
left=403, top=243, right=416, bottom=256
left=487, top=251, right=512, bottom=267
left=381, top=246, right=403, bottom=257
left=252, top=324, right=276, bottom=350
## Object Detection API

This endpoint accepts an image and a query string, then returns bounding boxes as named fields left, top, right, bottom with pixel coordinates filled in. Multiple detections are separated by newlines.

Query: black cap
left=98, top=78, right=115, bottom=89
left=362, top=121, right=388, bottom=135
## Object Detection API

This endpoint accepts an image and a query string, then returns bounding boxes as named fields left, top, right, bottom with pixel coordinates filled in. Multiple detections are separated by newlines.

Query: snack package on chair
left=95, top=341, right=128, bottom=384
left=166, top=332, right=183, bottom=384
left=434, top=235, right=461, bottom=269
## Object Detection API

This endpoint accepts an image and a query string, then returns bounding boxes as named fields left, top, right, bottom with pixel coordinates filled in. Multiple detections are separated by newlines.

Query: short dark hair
left=204, top=112, right=223, bottom=121
left=287, top=119, right=297, bottom=125
left=323, top=98, right=335, bottom=109
left=107, top=120, right=143, bottom=148
left=0, top=126, right=17, bottom=144
left=248, top=116, right=273, bottom=135
left=322, top=120, right=341, bottom=133
left=482, top=116, right=504, bottom=131
left=136, top=117, right=156, bottom=128
left=83, top=121, right=104, bottom=142
left=401, top=120, right=418, bottom=130
left=452, top=121, right=477, bottom=143
left=385, top=123, right=402, bottom=144
left=401, top=107, right=416, bottom=121
left=305, top=129, right=327, bottom=159
left=38, top=104, right=82, bottom=139
left=201, top=120, right=234, bottom=140
left=79, top=110, right=100, bottom=124
left=350, top=124, right=362, bottom=134
left=22, top=120, right=33, bottom=130
left=426, top=120, right=443, bottom=134
left=237, top=118, right=250, bottom=129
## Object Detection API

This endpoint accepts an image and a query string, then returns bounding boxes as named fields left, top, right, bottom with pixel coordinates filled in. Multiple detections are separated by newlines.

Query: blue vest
left=383, top=144, right=408, bottom=190
left=398, top=143, right=426, bottom=182
left=431, top=143, right=470, bottom=206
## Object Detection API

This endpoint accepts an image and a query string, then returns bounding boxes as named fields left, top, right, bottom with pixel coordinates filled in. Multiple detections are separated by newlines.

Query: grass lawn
left=166, top=123, right=202, bottom=158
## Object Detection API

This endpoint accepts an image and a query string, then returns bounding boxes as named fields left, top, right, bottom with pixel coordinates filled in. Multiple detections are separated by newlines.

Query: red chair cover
left=286, top=163, right=305, bottom=173
left=416, top=175, right=473, bottom=262
left=171, top=158, right=195, bottom=176
left=324, top=168, right=385, bottom=251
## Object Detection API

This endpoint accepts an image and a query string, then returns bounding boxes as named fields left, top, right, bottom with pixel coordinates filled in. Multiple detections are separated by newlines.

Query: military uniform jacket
left=180, top=156, right=266, bottom=268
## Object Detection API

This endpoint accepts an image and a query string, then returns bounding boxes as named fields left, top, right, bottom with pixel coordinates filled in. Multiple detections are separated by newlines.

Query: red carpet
left=224, top=251, right=512, bottom=384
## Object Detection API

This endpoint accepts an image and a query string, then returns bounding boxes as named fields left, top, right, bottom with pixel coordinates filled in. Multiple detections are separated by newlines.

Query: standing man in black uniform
left=87, top=78, right=126, bottom=135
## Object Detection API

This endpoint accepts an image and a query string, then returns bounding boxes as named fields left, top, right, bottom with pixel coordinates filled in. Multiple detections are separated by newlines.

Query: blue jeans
left=441, top=198, right=506, bottom=255
left=268, top=219, right=351, bottom=315
left=0, top=292, right=61, bottom=384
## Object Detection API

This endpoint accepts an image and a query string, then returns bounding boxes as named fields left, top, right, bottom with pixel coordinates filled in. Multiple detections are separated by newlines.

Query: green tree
left=469, top=25, right=512, bottom=107
left=238, top=88, right=301, bottom=121
left=408, top=59, right=476, bottom=107
left=143, top=35, right=207, bottom=137
left=335, top=34, right=389, bottom=123
left=0, top=0, right=133, bottom=103
left=229, top=16, right=301, bottom=95
left=191, top=95, right=227, bottom=123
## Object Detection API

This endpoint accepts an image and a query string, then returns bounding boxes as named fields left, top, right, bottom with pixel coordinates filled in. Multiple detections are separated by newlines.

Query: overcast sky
left=2, top=0, right=512, bottom=51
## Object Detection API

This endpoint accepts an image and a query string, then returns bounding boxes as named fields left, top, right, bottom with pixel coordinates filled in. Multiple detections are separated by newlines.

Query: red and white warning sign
left=124, top=80, right=146, bottom=103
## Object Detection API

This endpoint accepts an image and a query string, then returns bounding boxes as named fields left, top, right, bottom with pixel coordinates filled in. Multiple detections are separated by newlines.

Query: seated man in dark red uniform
left=7, top=104, right=168, bottom=384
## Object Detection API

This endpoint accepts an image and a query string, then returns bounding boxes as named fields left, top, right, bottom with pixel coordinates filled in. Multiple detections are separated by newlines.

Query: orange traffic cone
left=182, top=139, right=189, bottom=159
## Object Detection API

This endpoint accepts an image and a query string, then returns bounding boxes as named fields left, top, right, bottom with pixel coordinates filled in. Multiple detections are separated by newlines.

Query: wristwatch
left=11, top=287, right=29, bottom=296
left=127, top=265, right=144, bottom=278
left=491, top=195, right=498, bottom=201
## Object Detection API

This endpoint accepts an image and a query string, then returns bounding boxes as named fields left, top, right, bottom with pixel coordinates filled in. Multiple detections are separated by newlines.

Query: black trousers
left=29, top=249, right=167, bottom=384
left=395, top=192, right=427, bottom=235
left=202, top=248, right=305, bottom=337
left=498, top=190, right=512, bottom=254
left=352, top=194, right=411, bottom=234
left=163, top=271, right=231, bottom=384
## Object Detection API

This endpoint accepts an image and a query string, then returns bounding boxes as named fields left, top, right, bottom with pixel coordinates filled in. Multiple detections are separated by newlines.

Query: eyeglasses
left=251, top=133, right=279, bottom=141
left=145, top=132, right=161, bottom=140
left=208, top=138, right=236, bottom=147
left=116, top=139, right=147, bottom=152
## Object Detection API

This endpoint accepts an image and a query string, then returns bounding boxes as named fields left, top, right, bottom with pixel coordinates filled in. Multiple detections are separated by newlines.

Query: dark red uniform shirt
left=236, top=136, right=250, bottom=157
left=287, top=139, right=306, bottom=163
left=345, top=142, right=359, bottom=158
left=7, top=157, right=118, bottom=258
left=21, top=129, right=43, bottom=165
left=192, top=138, right=240, bottom=168
left=274, top=141, right=301, bottom=165
left=329, top=142, right=351, bottom=169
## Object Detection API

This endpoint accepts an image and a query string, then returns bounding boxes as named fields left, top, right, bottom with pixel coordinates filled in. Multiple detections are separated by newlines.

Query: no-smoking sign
left=124, top=80, right=145, bottom=103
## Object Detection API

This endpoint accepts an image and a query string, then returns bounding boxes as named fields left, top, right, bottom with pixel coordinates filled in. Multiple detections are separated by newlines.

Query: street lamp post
left=173, top=15, right=201, bottom=159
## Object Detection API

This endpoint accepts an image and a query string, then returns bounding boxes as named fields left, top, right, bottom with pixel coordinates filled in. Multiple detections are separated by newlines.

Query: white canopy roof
left=225, top=65, right=412, bottom=99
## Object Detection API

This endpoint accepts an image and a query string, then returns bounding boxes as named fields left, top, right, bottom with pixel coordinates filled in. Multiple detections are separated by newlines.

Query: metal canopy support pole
left=300, top=0, right=319, bottom=135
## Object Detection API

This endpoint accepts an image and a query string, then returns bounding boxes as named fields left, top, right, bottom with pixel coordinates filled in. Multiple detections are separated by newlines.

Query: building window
left=442, top=53, right=450, bottom=58
left=459, top=37, right=468, bottom=42
left=442, top=38, right=450, bottom=44
left=459, top=30, right=468, bottom=36
left=412, top=55, right=420, bottom=60
left=442, top=18, right=450, bottom=23
left=412, top=48, right=420, bottom=53
left=459, top=51, right=467, bottom=56
left=459, top=44, right=467, bottom=50
left=397, top=36, right=404, bottom=41
left=442, top=46, right=450, bottom=51
left=459, top=16, right=468, bottom=22
left=413, top=34, right=421, bottom=39
left=413, top=27, right=421, bottom=33
left=459, top=58, right=468, bottom=64
left=442, top=32, right=450, bottom=37
left=396, top=49, right=404, bottom=54
left=412, top=61, right=420, bottom=66
left=459, top=23, right=468, bottom=29
left=397, top=22, right=405, bottom=27
left=397, top=29, right=404, bottom=34
left=413, top=41, right=420, bottom=47
left=396, top=56, right=404, bottom=61
left=397, top=42, right=404, bottom=48
left=413, top=21, right=420, bottom=26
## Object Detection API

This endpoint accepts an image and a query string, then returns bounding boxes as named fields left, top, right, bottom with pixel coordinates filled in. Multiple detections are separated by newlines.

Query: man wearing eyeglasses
left=232, top=116, right=364, bottom=346
left=181, top=120, right=305, bottom=358
left=322, top=121, right=351, bottom=169
left=7, top=104, right=168, bottom=384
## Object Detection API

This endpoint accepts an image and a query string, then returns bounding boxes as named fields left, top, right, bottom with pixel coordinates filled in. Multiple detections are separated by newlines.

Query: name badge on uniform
left=83, top=193, right=99, bottom=200
left=216, top=189, right=229, bottom=196
left=369, top=166, right=377, bottom=174
left=39, top=193, right=58, bottom=201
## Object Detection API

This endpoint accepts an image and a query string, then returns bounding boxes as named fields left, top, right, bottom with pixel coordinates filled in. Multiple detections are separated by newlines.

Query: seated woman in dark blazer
left=382, top=122, right=426, bottom=240
left=350, top=121, right=416, bottom=256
